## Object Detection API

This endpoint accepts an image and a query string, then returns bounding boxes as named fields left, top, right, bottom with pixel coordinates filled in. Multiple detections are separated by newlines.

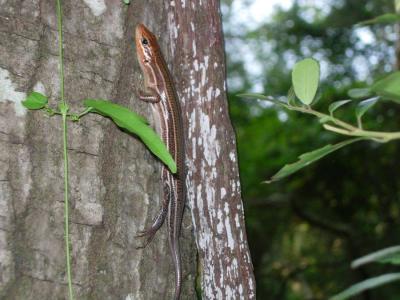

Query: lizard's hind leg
left=135, top=183, right=170, bottom=248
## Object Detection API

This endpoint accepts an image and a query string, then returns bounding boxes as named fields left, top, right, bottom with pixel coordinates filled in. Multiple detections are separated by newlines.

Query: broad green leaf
left=123, top=0, right=130, bottom=3
left=83, top=99, right=177, bottom=173
left=358, top=13, right=400, bottom=26
left=292, top=58, right=320, bottom=105
left=351, top=246, right=400, bottom=268
left=347, top=88, right=372, bottom=99
left=330, top=273, right=400, bottom=300
left=371, top=71, right=400, bottom=102
left=329, top=100, right=351, bottom=115
left=22, top=92, right=48, bottom=110
left=266, top=138, right=362, bottom=183
left=355, top=97, right=379, bottom=120
left=380, top=255, right=400, bottom=265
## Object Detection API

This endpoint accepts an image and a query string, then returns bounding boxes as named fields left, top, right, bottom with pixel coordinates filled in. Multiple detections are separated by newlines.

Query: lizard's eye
left=141, top=38, right=149, bottom=45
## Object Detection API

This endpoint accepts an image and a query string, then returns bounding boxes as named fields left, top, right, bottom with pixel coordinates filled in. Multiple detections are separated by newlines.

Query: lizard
left=135, top=23, right=186, bottom=300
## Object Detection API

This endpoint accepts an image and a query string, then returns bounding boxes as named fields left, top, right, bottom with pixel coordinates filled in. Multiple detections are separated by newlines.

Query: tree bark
left=0, top=0, right=255, bottom=299
left=166, top=1, right=256, bottom=299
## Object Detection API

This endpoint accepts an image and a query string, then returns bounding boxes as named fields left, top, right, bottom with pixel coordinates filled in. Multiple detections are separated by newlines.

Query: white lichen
left=192, top=40, right=197, bottom=57
left=33, top=81, right=46, bottom=95
left=221, top=188, right=226, bottom=199
left=82, top=0, right=106, bottom=17
left=224, top=203, right=235, bottom=250
left=0, top=68, right=27, bottom=116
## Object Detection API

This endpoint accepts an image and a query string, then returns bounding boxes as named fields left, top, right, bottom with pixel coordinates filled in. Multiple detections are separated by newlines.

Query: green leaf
left=347, top=88, right=372, bottom=99
left=351, top=246, right=400, bottom=268
left=266, top=138, right=363, bottom=183
left=358, top=13, right=400, bottom=26
left=329, top=100, right=352, bottom=115
left=22, top=92, right=48, bottom=110
left=123, top=0, right=130, bottom=3
left=355, top=97, right=379, bottom=120
left=330, top=273, right=400, bottom=300
left=292, top=58, right=320, bottom=105
left=371, top=71, right=400, bottom=102
left=83, top=99, right=177, bottom=173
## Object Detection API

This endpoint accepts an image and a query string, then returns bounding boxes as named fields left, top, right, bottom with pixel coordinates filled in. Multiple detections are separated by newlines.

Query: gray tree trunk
left=0, top=0, right=255, bottom=299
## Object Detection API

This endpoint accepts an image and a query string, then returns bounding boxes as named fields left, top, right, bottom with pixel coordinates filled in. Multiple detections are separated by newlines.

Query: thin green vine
left=55, top=0, right=74, bottom=298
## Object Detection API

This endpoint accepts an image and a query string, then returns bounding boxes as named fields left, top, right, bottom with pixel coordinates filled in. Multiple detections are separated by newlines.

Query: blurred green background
left=222, top=0, right=400, bottom=299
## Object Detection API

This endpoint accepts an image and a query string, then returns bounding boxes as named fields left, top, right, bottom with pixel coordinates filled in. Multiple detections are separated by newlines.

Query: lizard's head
left=135, top=23, right=158, bottom=66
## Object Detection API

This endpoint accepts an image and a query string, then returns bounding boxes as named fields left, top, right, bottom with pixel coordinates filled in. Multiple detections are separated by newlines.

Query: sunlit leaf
left=83, top=99, right=177, bottom=173
left=329, top=100, right=351, bottom=115
left=355, top=97, right=379, bottom=120
left=358, top=13, right=400, bottom=26
left=351, top=246, right=400, bottom=268
left=330, top=273, right=400, bottom=300
left=292, top=58, right=320, bottom=105
left=266, top=138, right=363, bottom=183
left=371, top=71, right=400, bottom=102
left=123, top=0, right=131, bottom=4
left=22, top=92, right=48, bottom=110
left=347, top=88, right=372, bottom=99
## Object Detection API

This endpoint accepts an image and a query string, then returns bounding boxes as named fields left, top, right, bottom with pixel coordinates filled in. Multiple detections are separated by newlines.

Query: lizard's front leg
left=138, top=86, right=160, bottom=103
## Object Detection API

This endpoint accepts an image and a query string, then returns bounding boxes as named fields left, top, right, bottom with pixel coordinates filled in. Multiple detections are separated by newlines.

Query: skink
left=135, top=23, right=186, bottom=300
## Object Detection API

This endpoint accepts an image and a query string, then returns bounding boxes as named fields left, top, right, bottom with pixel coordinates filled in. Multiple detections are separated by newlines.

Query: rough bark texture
left=166, top=0, right=256, bottom=298
left=0, top=0, right=255, bottom=299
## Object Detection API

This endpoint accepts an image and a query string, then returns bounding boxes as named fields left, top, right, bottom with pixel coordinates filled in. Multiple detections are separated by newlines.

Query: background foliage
left=222, top=0, right=400, bottom=299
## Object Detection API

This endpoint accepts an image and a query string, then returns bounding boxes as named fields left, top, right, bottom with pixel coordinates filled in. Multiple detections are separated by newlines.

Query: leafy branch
left=330, top=245, right=400, bottom=300
left=239, top=59, right=400, bottom=183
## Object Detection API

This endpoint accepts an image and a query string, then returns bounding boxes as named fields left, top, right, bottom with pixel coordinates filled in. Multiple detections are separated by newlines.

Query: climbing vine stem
left=55, top=0, right=74, bottom=299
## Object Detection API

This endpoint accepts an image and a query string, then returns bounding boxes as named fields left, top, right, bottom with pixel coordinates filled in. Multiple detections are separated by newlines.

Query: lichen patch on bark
left=82, top=0, right=107, bottom=17
left=0, top=68, right=27, bottom=116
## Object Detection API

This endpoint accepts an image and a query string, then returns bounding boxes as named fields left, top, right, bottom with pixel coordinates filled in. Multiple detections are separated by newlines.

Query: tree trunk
left=0, top=0, right=255, bottom=299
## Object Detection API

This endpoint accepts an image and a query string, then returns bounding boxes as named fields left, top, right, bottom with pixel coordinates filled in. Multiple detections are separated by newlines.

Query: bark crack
left=21, top=273, right=84, bottom=288
left=0, top=227, right=10, bottom=232
left=67, top=148, right=99, bottom=157
left=77, top=69, right=114, bottom=84
left=0, top=138, right=26, bottom=146
left=0, top=63, right=24, bottom=78
left=0, top=29, right=41, bottom=42
left=70, top=220, right=101, bottom=227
